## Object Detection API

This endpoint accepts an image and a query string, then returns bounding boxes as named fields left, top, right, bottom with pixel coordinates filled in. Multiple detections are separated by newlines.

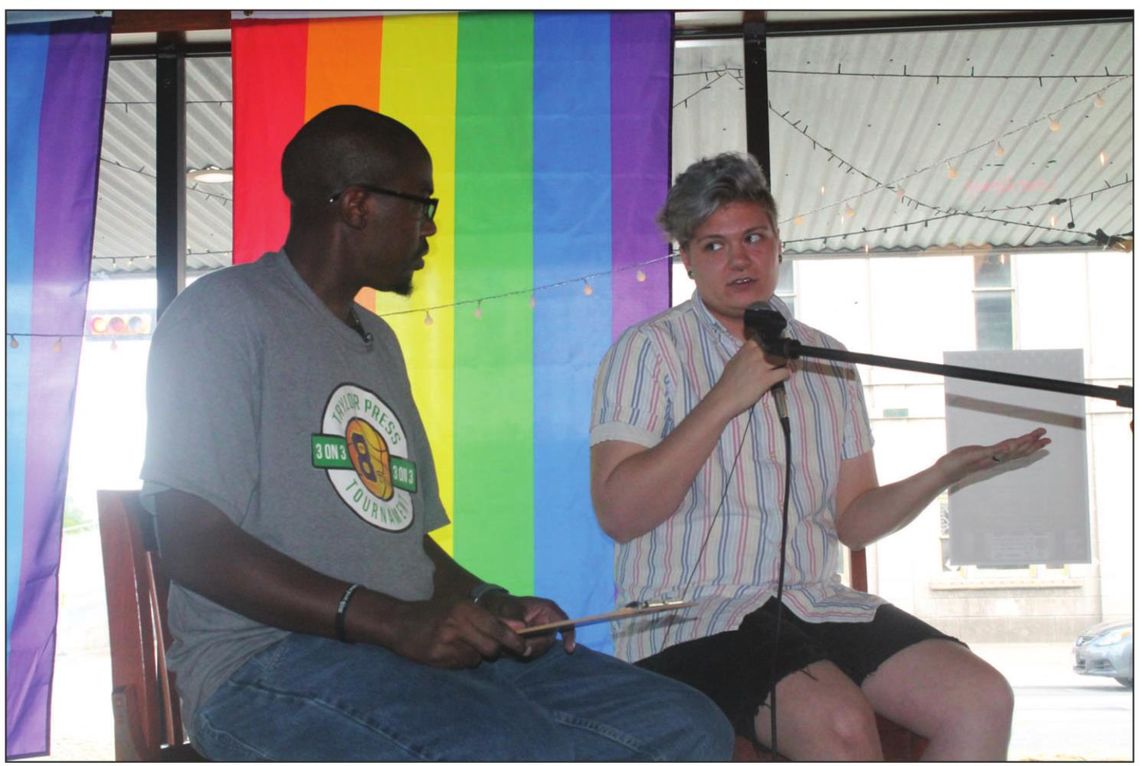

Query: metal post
left=742, top=11, right=771, bottom=181
left=155, top=32, right=186, bottom=318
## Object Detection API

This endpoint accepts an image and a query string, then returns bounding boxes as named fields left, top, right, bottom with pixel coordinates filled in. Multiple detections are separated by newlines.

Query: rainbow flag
left=5, top=15, right=110, bottom=759
left=233, top=11, right=671, bottom=650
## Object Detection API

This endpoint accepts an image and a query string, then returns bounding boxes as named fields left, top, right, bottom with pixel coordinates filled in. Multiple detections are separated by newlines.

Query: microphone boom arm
left=771, top=338, right=1133, bottom=409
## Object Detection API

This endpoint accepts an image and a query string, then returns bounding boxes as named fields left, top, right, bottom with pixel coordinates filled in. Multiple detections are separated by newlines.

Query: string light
left=895, top=186, right=906, bottom=201
left=1049, top=117, right=1062, bottom=132
left=946, top=163, right=958, bottom=180
left=378, top=254, right=671, bottom=324
left=1099, top=151, right=1108, bottom=167
left=843, top=205, right=856, bottom=220
left=52, top=338, right=62, bottom=353
left=773, top=77, right=1129, bottom=228
left=1094, top=93, right=1105, bottom=108
left=994, top=142, right=1006, bottom=157
left=473, top=301, right=483, bottom=320
left=636, top=269, right=647, bottom=283
left=793, top=215, right=805, bottom=226
left=9, top=335, right=18, bottom=349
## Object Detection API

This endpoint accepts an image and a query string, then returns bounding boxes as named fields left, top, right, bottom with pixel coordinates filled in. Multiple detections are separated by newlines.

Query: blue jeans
left=193, top=633, right=734, bottom=761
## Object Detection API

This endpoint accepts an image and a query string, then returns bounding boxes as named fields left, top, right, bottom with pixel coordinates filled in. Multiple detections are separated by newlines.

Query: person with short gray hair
left=590, top=152, right=1049, bottom=760
left=657, top=152, right=778, bottom=247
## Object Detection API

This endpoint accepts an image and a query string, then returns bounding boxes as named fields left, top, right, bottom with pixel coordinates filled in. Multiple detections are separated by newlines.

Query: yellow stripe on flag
left=376, top=14, right=459, bottom=553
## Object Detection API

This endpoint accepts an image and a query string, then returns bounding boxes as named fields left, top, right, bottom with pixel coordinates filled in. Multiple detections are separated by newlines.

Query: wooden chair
left=98, top=489, right=203, bottom=761
left=732, top=548, right=928, bottom=761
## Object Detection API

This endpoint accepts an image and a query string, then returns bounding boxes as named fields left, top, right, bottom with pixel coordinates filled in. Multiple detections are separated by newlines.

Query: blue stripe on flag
left=532, top=11, right=616, bottom=653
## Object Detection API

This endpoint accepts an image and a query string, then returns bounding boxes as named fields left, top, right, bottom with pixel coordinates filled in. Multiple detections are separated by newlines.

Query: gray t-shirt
left=141, top=251, right=449, bottom=726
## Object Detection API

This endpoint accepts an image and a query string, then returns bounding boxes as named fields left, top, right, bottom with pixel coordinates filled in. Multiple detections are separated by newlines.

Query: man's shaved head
left=281, top=105, right=426, bottom=210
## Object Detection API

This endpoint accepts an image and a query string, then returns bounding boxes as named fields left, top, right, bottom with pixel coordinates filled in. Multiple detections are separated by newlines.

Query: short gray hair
left=657, top=152, right=779, bottom=246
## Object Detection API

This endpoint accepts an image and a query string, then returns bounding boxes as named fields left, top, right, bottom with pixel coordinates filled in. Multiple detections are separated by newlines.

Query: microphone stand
left=762, top=339, right=1133, bottom=408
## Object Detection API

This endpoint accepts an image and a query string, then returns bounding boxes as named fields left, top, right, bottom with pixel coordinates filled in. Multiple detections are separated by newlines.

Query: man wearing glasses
left=141, top=105, right=732, bottom=761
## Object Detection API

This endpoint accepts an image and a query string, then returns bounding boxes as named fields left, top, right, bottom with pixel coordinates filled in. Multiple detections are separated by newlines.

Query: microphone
left=743, top=301, right=789, bottom=421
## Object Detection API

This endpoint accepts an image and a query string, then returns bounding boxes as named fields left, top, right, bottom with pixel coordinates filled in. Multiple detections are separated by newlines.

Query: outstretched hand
left=934, top=427, right=1051, bottom=487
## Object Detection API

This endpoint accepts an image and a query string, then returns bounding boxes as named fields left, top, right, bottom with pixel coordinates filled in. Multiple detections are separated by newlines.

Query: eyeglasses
left=328, top=183, right=439, bottom=222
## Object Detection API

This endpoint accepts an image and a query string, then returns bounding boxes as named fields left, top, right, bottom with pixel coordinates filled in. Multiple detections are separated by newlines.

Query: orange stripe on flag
left=304, top=17, right=384, bottom=117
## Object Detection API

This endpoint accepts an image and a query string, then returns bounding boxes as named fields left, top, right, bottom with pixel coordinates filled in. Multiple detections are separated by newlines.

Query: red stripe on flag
left=232, top=19, right=309, bottom=264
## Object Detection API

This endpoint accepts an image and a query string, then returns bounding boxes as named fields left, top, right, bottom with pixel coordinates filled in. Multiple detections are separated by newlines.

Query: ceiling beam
left=675, top=9, right=1133, bottom=40
left=111, top=10, right=230, bottom=34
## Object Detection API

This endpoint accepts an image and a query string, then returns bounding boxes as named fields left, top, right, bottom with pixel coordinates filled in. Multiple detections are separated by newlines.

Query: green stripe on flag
left=453, top=12, right=535, bottom=594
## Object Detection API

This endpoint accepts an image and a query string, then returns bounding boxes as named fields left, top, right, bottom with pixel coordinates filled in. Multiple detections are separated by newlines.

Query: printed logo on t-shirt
left=313, top=384, right=418, bottom=531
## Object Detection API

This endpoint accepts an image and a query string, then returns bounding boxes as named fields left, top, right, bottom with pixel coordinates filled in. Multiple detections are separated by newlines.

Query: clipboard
left=517, top=599, right=695, bottom=636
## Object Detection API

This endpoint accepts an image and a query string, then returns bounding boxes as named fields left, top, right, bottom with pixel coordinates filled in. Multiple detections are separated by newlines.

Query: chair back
left=97, top=489, right=200, bottom=761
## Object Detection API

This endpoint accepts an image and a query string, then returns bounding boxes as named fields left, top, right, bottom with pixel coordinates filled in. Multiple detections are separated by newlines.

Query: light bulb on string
left=52, top=337, right=62, bottom=353
left=1094, top=93, right=1105, bottom=108
left=635, top=268, right=647, bottom=283
left=528, top=294, right=537, bottom=310
left=1049, top=117, right=1061, bottom=133
left=423, top=310, right=434, bottom=326
left=9, top=335, right=18, bottom=349
left=793, top=215, right=805, bottom=226
left=946, top=163, right=958, bottom=180
left=895, top=186, right=906, bottom=201
left=1050, top=214, right=1058, bottom=227
left=1099, top=151, right=1108, bottom=167
left=843, top=205, right=856, bottom=220
left=582, top=280, right=593, bottom=296
left=473, top=301, right=483, bottom=320
left=994, top=142, right=1006, bottom=157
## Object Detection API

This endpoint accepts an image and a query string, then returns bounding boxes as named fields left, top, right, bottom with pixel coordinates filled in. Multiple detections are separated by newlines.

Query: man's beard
left=391, top=276, right=414, bottom=297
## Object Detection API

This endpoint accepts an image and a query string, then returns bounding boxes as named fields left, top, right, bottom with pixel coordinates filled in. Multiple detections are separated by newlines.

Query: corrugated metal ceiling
left=674, top=20, right=1133, bottom=256
left=92, top=16, right=1133, bottom=276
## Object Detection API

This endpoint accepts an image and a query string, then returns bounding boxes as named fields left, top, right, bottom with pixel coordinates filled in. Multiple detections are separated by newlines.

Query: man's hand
left=934, top=427, right=1051, bottom=486
left=378, top=596, right=530, bottom=668
left=477, top=593, right=577, bottom=657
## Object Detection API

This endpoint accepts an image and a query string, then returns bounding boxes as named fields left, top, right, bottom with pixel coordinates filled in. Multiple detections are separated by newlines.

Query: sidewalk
left=973, top=642, right=1134, bottom=762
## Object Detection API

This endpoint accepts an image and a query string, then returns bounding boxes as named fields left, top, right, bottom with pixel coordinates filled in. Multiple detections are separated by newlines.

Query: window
left=973, top=252, right=1013, bottom=350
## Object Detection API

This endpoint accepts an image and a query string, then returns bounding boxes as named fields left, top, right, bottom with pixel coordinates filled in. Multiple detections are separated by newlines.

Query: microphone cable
left=767, top=399, right=793, bottom=758
left=658, top=408, right=755, bottom=653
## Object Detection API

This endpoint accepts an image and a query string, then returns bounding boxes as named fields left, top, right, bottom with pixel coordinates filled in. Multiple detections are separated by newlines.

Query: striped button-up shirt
left=591, top=293, right=885, bottom=663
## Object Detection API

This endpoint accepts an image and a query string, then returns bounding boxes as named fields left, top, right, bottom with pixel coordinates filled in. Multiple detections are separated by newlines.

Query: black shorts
left=634, top=599, right=965, bottom=741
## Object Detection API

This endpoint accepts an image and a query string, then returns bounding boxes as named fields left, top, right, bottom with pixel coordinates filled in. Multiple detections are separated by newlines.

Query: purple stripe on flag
left=609, top=11, right=672, bottom=339
left=6, top=16, right=109, bottom=759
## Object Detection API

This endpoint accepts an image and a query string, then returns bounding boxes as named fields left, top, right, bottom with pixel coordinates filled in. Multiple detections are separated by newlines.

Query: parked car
left=1073, top=619, right=1133, bottom=687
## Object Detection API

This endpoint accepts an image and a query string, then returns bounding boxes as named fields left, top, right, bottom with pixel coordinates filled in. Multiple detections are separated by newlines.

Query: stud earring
left=687, top=269, right=694, bottom=278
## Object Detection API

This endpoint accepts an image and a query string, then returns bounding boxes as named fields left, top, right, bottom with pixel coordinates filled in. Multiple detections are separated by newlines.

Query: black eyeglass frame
left=328, top=183, right=439, bottom=222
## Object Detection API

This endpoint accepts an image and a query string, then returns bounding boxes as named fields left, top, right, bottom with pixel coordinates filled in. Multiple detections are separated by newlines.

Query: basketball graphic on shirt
left=316, top=384, right=418, bottom=531
left=345, top=417, right=394, bottom=500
